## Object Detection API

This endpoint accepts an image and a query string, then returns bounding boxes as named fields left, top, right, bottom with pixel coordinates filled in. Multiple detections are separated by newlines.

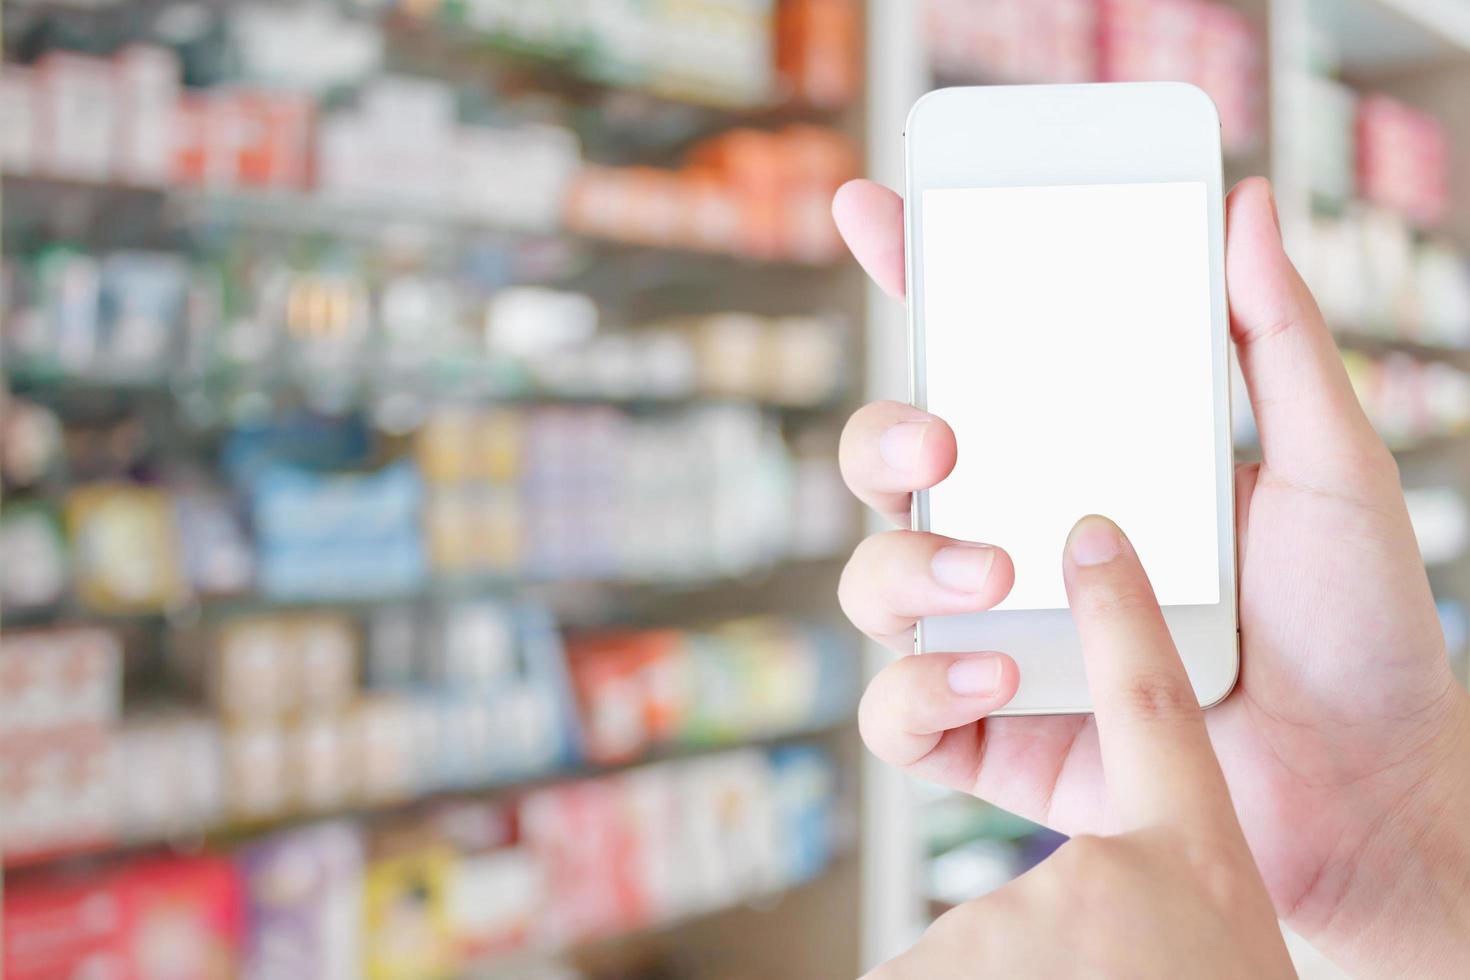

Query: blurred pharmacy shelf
left=861, top=1, right=1470, bottom=975
left=1, top=2, right=871, bottom=978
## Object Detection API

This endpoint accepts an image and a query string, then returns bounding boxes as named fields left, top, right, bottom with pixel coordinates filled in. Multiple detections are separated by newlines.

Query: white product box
left=36, top=52, right=116, bottom=181
left=113, top=45, right=181, bottom=186
left=0, top=66, right=37, bottom=174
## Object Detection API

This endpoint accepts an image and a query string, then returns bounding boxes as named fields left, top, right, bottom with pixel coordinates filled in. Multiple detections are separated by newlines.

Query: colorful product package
left=1357, top=93, right=1450, bottom=227
left=565, top=629, right=688, bottom=764
left=520, top=776, right=649, bottom=945
left=241, top=822, right=366, bottom=980
left=251, top=462, right=426, bottom=601
left=430, top=799, right=543, bottom=961
left=113, top=855, right=246, bottom=979
left=361, top=843, right=456, bottom=980
left=1, top=726, right=114, bottom=859
left=678, top=749, right=783, bottom=909
left=65, top=483, right=184, bottom=613
left=96, top=251, right=188, bottom=379
left=0, top=626, right=122, bottom=731
left=768, top=745, right=839, bottom=884
left=0, top=502, right=68, bottom=611
left=173, top=489, right=255, bottom=597
left=3, top=855, right=246, bottom=980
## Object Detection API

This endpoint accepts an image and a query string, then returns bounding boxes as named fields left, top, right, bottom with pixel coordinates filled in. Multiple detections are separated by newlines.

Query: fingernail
left=879, top=421, right=929, bottom=472
left=948, top=656, right=1003, bottom=697
left=931, top=544, right=995, bottom=592
left=1265, top=182, right=1281, bottom=235
left=1068, top=516, right=1122, bottom=566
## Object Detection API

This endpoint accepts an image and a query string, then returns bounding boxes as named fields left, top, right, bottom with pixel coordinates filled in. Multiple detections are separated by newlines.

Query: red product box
left=1357, top=94, right=1450, bottom=227
left=519, top=778, right=649, bottom=945
left=4, top=855, right=245, bottom=980
left=112, top=856, right=246, bottom=978
left=566, top=630, right=687, bottom=764
left=233, top=92, right=314, bottom=189
left=3, top=868, right=125, bottom=979
left=173, top=91, right=314, bottom=190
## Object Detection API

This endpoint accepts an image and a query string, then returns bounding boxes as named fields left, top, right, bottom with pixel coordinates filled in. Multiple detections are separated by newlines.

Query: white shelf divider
left=859, top=0, right=930, bottom=972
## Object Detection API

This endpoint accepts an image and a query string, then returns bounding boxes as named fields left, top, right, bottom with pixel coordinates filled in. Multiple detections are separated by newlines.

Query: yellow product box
left=362, top=845, right=456, bottom=980
left=65, top=483, right=184, bottom=613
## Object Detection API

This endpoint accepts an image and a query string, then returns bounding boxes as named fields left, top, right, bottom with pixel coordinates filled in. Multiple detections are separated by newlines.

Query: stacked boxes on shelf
left=564, top=125, right=859, bottom=263
left=0, top=613, right=852, bottom=863
left=566, top=617, right=856, bottom=764
left=1, top=248, right=853, bottom=404
left=1, top=3, right=864, bottom=974
left=922, top=0, right=1264, bottom=153
left=1099, top=0, right=1262, bottom=154
left=1296, top=208, right=1470, bottom=347
left=0, top=24, right=859, bottom=261
left=1285, top=52, right=1466, bottom=348
left=388, top=0, right=861, bottom=110
left=0, top=627, right=121, bottom=858
left=5, top=745, right=842, bottom=980
left=1357, top=94, right=1451, bottom=229
left=924, top=0, right=1099, bottom=84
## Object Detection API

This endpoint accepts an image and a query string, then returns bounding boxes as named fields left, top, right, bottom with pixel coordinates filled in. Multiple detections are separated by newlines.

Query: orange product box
left=172, top=93, right=212, bottom=184
left=566, top=630, right=689, bottom=764
left=233, top=91, right=315, bottom=189
left=687, top=128, right=788, bottom=193
left=777, top=0, right=861, bottom=109
left=779, top=125, right=861, bottom=186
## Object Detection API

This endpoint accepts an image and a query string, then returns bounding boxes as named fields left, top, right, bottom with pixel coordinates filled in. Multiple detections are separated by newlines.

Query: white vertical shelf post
left=860, top=0, right=930, bottom=972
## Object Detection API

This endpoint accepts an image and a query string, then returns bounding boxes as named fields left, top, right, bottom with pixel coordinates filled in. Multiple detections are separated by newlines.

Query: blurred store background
left=0, top=1, right=1467, bottom=978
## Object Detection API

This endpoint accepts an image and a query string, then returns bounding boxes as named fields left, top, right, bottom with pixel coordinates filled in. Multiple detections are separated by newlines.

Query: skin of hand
left=833, top=176, right=1470, bottom=978
left=866, top=517, right=1295, bottom=980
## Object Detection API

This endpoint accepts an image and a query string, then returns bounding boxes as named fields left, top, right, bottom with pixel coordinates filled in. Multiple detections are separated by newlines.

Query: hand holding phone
left=834, top=161, right=1470, bottom=977
left=863, top=516, right=1293, bottom=980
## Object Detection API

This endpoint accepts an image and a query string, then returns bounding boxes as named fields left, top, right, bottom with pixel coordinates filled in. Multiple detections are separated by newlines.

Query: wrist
left=1302, top=690, right=1470, bottom=978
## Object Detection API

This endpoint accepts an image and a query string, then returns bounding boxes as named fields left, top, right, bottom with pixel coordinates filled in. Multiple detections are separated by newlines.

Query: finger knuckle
left=1079, top=583, right=1157, bottom=619
left=1120, top=668, right=1197, bottom=721
left=838, top=532, right=915, bottom=631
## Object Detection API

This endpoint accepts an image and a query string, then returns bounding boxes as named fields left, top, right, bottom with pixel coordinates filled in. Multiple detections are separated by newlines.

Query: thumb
left=1226, top=178, right=1386, bottom=487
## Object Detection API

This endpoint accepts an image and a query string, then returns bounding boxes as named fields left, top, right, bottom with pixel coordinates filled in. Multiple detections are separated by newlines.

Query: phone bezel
left=905, top=83, right=1239, bottom=714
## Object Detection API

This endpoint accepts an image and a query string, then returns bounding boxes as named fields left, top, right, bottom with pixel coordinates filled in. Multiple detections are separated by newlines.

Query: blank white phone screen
left=920, top=182, right=1219, bottom=610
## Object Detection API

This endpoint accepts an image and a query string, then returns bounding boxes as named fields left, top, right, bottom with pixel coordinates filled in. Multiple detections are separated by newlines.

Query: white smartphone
left=905, top=83, right=1238, bottom=714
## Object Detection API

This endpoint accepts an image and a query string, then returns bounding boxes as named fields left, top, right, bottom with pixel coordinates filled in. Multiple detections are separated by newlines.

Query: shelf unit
left=858, top=0, right=1470, bottom=974
left=0, top=3, right=871, bottom=978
